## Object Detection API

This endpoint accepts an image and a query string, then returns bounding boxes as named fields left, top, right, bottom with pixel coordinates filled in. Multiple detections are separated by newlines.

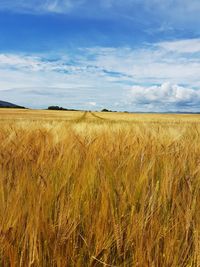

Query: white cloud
left=0, top=0, right=79, bottom=14
left=1, top=38, right=200, bottom=111
left=157, top=39, right=200, bottom=53
left=88, top=102, right=97, bottom=106
left=0, top=54, right=44, bottom=71
left=43, top=0, right=86, bottom=13
left=83, top=44, right=200, bottom=87
left=127, top=82, right=200, bottom=111
left=1, top=0, right=199, bottom=18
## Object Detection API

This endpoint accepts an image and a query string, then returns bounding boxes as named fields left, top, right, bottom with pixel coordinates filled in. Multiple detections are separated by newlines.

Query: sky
left=1, top=0, right=200, bottom=112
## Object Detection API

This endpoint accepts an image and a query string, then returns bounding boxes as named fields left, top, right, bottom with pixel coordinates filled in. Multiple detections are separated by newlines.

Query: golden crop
left=0, top=109, right=200, bottom=267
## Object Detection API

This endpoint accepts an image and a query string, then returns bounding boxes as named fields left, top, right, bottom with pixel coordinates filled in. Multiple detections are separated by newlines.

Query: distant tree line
left=48, top=106, right=123, bottom=113
left=101, top=108, right=117, bottom=112
left=48, top=106, right=78, bottom=111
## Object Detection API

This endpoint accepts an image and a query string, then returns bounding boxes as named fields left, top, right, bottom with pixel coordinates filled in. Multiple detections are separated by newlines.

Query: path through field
left=74, top=111, right=108, bottom=122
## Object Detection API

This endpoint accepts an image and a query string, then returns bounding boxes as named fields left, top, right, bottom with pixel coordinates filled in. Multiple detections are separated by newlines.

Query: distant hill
left=0, top=100, right=26, bottom=109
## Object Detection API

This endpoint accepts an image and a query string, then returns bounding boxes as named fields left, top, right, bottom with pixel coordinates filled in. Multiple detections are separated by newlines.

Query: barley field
left=0, top=109, right=200, bottom=267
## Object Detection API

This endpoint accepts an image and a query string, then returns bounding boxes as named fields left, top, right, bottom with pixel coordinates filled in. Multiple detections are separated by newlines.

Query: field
left=0, top=109, right=200, bottom=267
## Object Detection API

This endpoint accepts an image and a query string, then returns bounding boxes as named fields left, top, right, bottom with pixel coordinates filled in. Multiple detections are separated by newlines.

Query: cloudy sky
left=1, top=0, right=200, bottom=111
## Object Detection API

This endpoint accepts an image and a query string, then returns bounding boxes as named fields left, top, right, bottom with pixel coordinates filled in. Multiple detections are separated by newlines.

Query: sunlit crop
left=0, top=109, right=200, bottom=266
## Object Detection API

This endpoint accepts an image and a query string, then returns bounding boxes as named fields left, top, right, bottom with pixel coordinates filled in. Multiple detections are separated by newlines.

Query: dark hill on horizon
left=0, top=100, right=26, bottom=109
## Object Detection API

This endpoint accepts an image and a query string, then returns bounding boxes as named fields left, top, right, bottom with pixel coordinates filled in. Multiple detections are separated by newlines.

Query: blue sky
left=1, top=0, right=200, bottom=111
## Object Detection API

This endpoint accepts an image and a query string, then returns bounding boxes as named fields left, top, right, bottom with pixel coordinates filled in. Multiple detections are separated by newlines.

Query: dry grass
left=0, top=109, right=200, bottom=266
